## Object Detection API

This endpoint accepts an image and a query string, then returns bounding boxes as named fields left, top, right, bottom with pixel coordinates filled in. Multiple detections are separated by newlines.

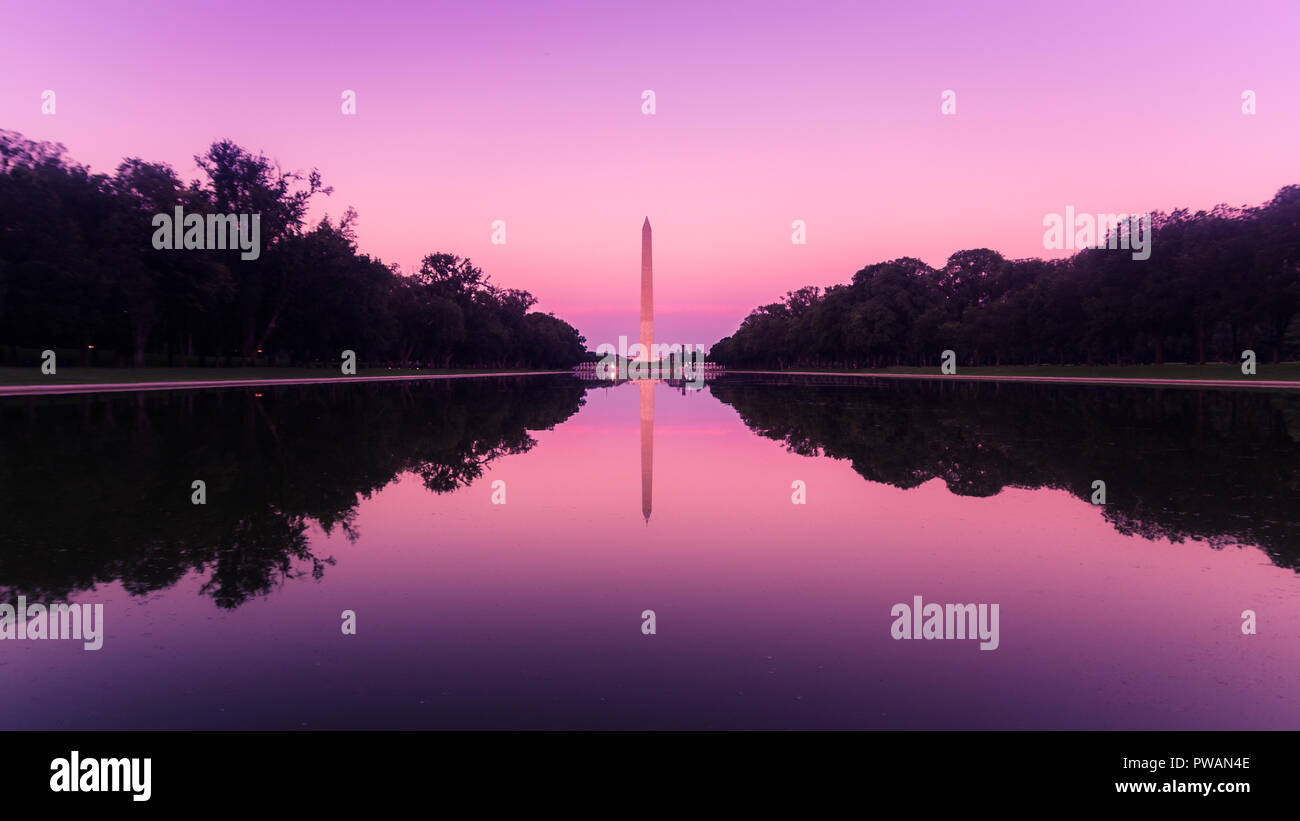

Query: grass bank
left=0, top=366, right=568, bottom=387
left=736, top=363, right=1300, bottom=382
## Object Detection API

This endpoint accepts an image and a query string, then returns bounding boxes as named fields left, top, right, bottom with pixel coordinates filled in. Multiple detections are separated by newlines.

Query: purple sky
left=2, top=0, right=1298, bottom=345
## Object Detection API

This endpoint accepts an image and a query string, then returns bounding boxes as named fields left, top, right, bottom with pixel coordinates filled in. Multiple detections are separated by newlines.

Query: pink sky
left=2, top=0, right=1298, bottom=345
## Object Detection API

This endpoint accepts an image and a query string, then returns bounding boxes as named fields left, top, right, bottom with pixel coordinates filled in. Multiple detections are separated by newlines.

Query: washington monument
left=640, top=217, right=654, bottom=360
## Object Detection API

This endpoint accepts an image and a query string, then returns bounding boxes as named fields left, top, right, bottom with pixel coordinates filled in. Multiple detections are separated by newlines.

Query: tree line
left=709, top=187, right=1300, bottom=368
left=0, top=130, right=587, bottom=369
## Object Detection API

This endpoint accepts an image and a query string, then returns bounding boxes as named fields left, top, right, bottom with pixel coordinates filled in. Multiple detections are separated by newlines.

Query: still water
left=1, top=374, right=1298, bottom=729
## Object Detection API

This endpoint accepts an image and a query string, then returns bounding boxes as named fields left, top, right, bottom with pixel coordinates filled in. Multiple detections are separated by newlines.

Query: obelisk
left=640, top=217, right=653, bottom=362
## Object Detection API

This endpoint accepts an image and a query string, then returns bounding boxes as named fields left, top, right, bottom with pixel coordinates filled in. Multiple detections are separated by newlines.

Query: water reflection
left=0, top=377, right=588, bottom=608
left=641, top=380, right=653, bottom=522
left=3, top=373, right=1300, bottom=729
left=709, top=374, right=1300, bottom=572
left=2, top=372, right=1299, bottom=617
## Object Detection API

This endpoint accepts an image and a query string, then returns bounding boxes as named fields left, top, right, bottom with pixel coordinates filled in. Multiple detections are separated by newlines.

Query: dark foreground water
left=1, top=374, right=1298, bottom=729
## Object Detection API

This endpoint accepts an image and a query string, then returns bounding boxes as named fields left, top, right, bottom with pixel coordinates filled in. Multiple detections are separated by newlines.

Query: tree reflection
left=0, top=377, right=588, bottom=608
left=710, top=374, right=1300, bottom=572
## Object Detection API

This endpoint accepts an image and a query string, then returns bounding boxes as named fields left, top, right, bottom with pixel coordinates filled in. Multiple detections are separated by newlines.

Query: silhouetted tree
left=711, top=189, right=1300, bottom=369
left=0, top=131, right=586, bottom=370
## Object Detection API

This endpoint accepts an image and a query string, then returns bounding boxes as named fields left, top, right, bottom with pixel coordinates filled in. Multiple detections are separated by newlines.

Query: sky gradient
left=2, top=0, right=1298, bottom=346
